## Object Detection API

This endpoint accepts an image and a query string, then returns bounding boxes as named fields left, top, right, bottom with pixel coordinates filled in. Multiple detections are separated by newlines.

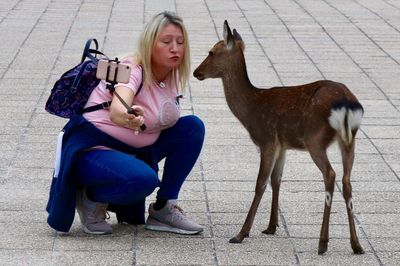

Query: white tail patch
left=347, top=109, right=363, bottom=130
left=328, top=107, right=363, bottom=145
left=328, top=107, right=347, bottom=142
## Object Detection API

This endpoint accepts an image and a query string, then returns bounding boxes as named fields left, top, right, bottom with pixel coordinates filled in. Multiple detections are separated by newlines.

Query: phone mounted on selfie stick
left=104, top=57, right=146, bottom=131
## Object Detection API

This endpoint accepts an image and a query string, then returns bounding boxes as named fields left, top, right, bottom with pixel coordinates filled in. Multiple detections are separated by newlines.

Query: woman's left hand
left=125, top=105, right=145, bottom=133
left=110, top=86, right=144, bottom=134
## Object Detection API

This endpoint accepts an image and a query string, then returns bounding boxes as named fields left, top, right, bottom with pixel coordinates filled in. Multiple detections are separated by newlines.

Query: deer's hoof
left=229, top=236, right=243, bottom=244
left=352, top=245, right=365, bottom=255
left=318, top=242, right=328, bottom=255
left=262, top=224, right=278, bottom=235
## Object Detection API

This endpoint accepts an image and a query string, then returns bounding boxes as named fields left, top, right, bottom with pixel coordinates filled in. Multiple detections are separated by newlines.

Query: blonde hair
left=134, top=11, right=190, bottom=91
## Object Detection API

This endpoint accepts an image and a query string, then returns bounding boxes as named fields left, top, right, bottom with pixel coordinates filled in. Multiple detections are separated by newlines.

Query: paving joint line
left=0, top=0, right=49, bottom=82
left=238, top=0, right=390, bottom=261
left=326, top=0, right=400, bottom=66
left=233, top=0, right=284, bottom=86
left=187, top=64, right=219, bottom=266
left=102, top=0, right=117, bottom=50
left=360, top=129, right=400, bottom=182
left=262, top=0, right=327, bottom=81
left=39, top=0, right=87, bottom=253
left=381, top=0, right=400, bottom=13
left=0, top=0, right=23, bottom=25
left=318, top=0, right=399, bottom=112
left=198, top=150, right=220, bottom=266
left=142, top=0, right=146, bottom=25
left=193, top=2, right=240, bottom=265
left=132, top=226, right=138, bottom=265
left=334, top=182, right=384, bottom=265
left=234, top=0, right=303, bottom=263
left=203, top=0, right=221, bottom=40
left=279, top=211, right=301, bottom=265
left=0, top=0, right=55, bottom=185
left=130, top=3, right=147, bottom=264
left=354, top=0, right=400, bottom=36
left=290, top=0, right=400, bottom=184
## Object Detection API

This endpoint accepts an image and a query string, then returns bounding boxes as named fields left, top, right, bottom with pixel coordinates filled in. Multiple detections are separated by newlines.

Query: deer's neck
left=221, top=57, right=257, bottom=126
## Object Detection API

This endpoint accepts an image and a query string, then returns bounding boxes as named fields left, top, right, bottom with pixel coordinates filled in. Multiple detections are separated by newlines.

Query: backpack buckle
left=102, top=101, right=111, bottom=109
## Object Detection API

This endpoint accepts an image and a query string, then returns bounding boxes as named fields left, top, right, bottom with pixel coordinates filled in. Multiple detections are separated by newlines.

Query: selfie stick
left=105, top=58, right=146, bottom=131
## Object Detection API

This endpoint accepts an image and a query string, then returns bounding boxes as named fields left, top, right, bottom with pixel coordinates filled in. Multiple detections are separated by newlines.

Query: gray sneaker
left=76, top=189, right=112, bottom=235
left=145, top=200, right=204, bottom=235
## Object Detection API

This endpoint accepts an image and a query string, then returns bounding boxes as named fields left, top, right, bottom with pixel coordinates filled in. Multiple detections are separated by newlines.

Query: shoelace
left=173, top=204, right=185, bottom=215
left=170, top=204, right=188, bottom=223
left=90, top=204, right=110, bottom=223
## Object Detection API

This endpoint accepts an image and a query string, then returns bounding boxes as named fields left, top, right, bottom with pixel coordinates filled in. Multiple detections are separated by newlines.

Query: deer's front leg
left=230, top=148, right=278, bottom=243
left=263, top=150, right=286, bottom=235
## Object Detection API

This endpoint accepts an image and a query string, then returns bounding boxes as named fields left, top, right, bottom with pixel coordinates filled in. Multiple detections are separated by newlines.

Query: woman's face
left=151, top=23, right=185, bottom=72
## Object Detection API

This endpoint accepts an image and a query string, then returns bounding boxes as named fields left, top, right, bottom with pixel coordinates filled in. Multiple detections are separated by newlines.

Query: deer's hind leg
left=229, top=146, right=279, bottom=244
left=307, top=139, right=336, bottom=255
left=263, top=149, right=286, bottom=235
left=337, top=138, right=364, bottom=254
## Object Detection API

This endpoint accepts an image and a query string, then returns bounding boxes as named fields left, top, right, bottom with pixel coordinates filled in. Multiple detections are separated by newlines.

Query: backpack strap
left=135, top=65, right=144, bottom=96
left=81, top=38, right=108, bottom=63
left=80, top=67, right=144, bottom=114
left=80, top=100, right=112, bottom=113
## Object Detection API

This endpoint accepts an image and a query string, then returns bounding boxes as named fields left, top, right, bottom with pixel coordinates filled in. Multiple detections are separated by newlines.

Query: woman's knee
left=127, top=170, right=159, bottom=198
left=142, top=172, right=159, bottom=196
left=180, top=115, right=205, bottom=140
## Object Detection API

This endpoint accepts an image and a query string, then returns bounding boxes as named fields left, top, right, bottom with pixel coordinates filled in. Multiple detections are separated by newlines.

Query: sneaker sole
left=76, top=190, right=112, bottom=235
left=144, top=224, right=202, bottom=235
left=82, top=225, right=112, bottom=235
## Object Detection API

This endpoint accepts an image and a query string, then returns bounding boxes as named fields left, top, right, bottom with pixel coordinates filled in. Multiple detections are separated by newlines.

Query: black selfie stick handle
left=127, top=108, right=147, bottom=131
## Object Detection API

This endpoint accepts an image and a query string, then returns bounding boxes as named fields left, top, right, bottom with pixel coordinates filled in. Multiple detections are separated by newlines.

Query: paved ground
left=0, top=0, right=399, bottom=265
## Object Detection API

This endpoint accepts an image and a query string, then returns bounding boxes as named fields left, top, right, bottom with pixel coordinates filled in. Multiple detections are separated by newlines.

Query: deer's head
left=193, top=20, right=245, bottom=80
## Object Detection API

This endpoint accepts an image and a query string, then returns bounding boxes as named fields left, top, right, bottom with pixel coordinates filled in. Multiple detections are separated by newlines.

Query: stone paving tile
left=217, top=251, right=298, bottom=265
left=0, top=250, right=57, bottom=266
left=293, top=237, right=373, bottom=253
left=1, top=0, right=399, bottom=265
left=297, top=252, right=380, bottom=265
left=54, top=251, right=135, bottom=266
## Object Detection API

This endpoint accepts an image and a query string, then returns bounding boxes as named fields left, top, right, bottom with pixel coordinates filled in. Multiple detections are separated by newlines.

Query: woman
left=46, top=11, right=205, bottom=236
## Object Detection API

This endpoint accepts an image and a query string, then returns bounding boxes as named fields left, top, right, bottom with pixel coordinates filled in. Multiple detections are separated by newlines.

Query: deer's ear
left=223, top=20, right=234, bottom=50
left=233, top=29, right=245, bottom=51
left=233, top=29, right=242, bottom=41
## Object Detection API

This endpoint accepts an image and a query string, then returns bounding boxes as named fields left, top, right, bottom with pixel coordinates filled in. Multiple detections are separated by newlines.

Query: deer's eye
left=208, top=51, right=214, bottom=57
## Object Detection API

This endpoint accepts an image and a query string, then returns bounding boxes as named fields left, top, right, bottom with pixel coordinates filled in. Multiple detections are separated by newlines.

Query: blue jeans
left=75, top=115, right=205, bottom=205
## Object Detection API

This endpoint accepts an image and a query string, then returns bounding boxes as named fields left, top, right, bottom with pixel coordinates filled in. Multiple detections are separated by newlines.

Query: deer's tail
left=328, top=100, right=364, bottom=146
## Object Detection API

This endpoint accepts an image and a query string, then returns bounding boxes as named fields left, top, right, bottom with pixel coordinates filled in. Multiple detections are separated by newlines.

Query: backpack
left=45, top=38, right=143, bottom=118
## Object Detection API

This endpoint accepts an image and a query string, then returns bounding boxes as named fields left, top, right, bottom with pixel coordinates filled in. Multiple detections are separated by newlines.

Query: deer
left=193, top=21, right=365, bottom=255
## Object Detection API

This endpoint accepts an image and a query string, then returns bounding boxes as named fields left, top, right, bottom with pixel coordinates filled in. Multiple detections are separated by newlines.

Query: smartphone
left=96, top=60, right=131, bottom=84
